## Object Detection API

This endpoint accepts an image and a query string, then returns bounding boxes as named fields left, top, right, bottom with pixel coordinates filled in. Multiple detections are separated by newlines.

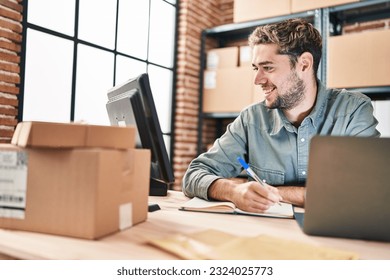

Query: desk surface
left=0, top=191, right=389, bottom=260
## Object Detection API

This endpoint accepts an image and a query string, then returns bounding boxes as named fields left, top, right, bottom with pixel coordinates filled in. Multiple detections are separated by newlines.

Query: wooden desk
left=0, top=191, right=389, bottom=260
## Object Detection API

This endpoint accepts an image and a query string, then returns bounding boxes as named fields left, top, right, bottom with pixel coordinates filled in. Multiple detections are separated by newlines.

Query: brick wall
left=0, top=0, right=22, bottom=143
left=173, top=0, right=233, bottom=190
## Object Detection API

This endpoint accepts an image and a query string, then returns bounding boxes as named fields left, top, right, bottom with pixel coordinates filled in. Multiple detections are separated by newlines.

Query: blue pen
left=237, top=156, right=265, bottom=187
left=237, top=156, right=282, bottom=205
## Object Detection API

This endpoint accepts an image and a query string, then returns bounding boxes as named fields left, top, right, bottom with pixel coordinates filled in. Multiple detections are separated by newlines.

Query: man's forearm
left=209, top=180, right=306, bottom=206
left=207, top=178, right=238, bottom=202
left=277, top=186, right=306, bottom=207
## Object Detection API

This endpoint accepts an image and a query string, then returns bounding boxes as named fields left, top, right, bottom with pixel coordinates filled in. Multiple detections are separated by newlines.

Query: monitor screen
left=106, top=73, right=174, bottom=196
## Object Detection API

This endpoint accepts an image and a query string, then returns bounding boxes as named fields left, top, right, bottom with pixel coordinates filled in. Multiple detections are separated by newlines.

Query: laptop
left=300, top=136, right=390, bottom=242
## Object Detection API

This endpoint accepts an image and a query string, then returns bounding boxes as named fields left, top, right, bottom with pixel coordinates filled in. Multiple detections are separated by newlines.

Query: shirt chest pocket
left=250, top=165, right=285, bottom=186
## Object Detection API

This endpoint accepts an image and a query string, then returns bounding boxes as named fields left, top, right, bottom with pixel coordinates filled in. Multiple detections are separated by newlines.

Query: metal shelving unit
left=197, top=0, right=390, bottom=155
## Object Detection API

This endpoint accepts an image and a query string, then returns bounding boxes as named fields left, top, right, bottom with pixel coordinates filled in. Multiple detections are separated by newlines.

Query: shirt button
left=302, top=171, right=306, bottom=175
left=300, top=138, right=305, bottom=142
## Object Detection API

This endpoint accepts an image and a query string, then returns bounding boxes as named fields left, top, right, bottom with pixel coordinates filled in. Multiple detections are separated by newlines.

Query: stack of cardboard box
left=230, top=0, right=390, bottom=89
left=202, top=46, right=264, bottom=113
left=0, top=121, right=150, bottom=239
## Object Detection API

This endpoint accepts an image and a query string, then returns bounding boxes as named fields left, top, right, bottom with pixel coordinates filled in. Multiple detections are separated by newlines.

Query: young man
left=182, top=18, right=380, bottom=212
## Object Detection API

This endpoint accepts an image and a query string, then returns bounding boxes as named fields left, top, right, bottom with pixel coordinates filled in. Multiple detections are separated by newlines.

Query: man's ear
left=299, top=52, right=314, bottom=72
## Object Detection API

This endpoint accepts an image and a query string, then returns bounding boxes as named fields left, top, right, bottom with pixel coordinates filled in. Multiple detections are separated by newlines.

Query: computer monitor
left=106, top=73, right=174, bottom=196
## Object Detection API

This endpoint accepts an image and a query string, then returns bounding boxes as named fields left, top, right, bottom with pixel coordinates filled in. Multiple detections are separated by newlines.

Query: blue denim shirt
left=182, top=82, right=380, bottom=200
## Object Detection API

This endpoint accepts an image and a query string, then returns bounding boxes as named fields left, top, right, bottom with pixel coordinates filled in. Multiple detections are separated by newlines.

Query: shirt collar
left=306, top=80, right=328, bottom=129
left=269, top=109, right=294, bottom=135
left=269, top=80, right=328, bottom=135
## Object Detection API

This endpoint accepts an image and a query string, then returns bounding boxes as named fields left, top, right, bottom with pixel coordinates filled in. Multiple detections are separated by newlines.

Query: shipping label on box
left=239, top=46, right=252, bottom=67
left=0, top=151, right=28, bottom=219
left=204, top=71, right=217, bottom=89
left=207, top=52, right=220, bottom=70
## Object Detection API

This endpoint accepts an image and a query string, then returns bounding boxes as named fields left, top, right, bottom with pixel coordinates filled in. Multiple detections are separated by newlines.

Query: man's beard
left=268, top=71, right=306, bottom=110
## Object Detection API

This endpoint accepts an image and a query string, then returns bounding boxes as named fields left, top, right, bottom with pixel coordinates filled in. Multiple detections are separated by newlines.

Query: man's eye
left=263, top=66, right=273, bottom=71
left=252, top=67, right=258, bottom=71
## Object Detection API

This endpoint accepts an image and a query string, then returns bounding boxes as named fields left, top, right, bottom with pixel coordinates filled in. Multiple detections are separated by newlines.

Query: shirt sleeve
left=182, top=113, right=249, bottom=200
left=345, top=96, right=381, bottom=137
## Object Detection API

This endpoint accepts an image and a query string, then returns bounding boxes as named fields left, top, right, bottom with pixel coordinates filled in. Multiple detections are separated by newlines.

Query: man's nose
left=254, top=69, right=267, bottom=85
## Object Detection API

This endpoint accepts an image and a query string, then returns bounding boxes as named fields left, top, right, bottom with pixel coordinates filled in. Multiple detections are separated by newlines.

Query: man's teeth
left=263, top=87, right=275, bottom=94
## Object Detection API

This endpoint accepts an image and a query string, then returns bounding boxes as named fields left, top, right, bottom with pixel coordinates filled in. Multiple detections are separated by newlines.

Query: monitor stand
left=149, top=178, right=169, bottom=196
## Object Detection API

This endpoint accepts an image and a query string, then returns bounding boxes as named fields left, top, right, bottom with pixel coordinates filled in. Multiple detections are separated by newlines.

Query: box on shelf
left=203, top=67, right=264, bottom=113
left=291, top=0, right=359, bottom=13
left=207, top=47, right=239, bottom=70
left=233, top=0, right=291, bottom=23
left=0, top=122, right=151, bottom=240
left=12, top=121, right=136, bottom=149
left=327, top=29, right=390, bottom=88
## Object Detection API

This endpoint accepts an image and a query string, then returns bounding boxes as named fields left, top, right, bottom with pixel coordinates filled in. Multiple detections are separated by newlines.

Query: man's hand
left=207, top=179, right=283, bottom=213
left=231, top=181, right=283, bottom=212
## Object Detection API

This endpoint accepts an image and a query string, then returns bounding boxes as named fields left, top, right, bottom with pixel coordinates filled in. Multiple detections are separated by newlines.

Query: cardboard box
left=0, top=144, right=150, bottom=239
left=207, top=47, right=239, bottom=69
left=327, top=29, right=390, bottom=88
left=233, top=0, right=291, bottom=23
left=291, top=0, right=359, bottom=13
left=203, top=67, right=264, bottom=113
left=12, top=121, right=136, bottom=149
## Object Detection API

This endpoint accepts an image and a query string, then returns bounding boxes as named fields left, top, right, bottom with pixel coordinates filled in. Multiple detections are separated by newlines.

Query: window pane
left=115, top=55, right=147, bottom=85
left=163, top=135, right=171, bottom=158
left=74, top=44, right=114, bottom=125
left=23, top=29, right=73, bottom=122
left=117, top=0, right=149, bottom=59
left=78, top=0, right=117, bottom=49
left=27, top=0, right=75, bottom=36
left=149, top=0, right=175, bottom=68
left=148, top=65, right=173, bottom=134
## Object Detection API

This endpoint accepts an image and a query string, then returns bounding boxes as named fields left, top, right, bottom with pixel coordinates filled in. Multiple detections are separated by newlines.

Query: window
left=21, top=0, right=177, bottom=156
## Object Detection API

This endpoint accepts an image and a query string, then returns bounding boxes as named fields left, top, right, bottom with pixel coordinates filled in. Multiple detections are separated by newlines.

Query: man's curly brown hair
left=248, top=18, right=322, bottom=77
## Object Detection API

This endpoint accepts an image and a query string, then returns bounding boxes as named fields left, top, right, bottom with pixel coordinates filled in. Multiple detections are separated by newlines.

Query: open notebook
left=180, top=197, right=294, bottom=219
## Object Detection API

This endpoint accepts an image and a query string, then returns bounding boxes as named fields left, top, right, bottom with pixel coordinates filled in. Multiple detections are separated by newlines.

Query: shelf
left=204, top=11, right=317, bottom=40
left=347, top=86, right=390, bottom=100
left=201, top=112, right=239, bottom=119
left=329, top=0, right=390, bottom=13
left=328, top=0, right=390, bottom=33
left=197, top=1, right=390, bottom=154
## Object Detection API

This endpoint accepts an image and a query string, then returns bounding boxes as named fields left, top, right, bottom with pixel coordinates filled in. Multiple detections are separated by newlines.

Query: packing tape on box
left=119, top=202, right=133, bottom=230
